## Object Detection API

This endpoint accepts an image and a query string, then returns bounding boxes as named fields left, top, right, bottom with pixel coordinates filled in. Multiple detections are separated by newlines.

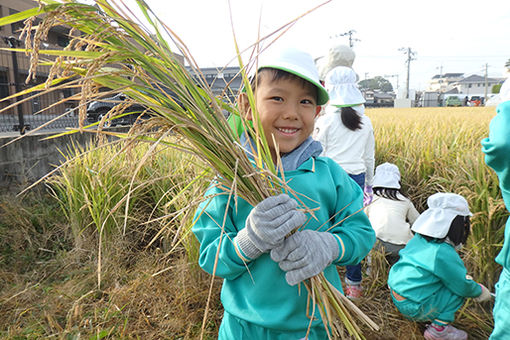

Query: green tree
left=359, top=76, right=393, bottom=92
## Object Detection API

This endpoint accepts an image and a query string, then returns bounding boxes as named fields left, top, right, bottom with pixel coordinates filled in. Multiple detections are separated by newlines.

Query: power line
left=330, top=30, right=360, bottom=48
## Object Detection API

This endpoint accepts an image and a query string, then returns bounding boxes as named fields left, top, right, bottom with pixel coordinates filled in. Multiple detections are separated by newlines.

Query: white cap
left=317, top=44, right=356, bottom=80
left=372, top=162, right=401, bottom=189
left=500, top=77, right=510, bottom=102
left=411, top=193, right=473, bottom=238
left=324, top=66, right=365, bottom=107
left=258, top=47, right=329, bottom=105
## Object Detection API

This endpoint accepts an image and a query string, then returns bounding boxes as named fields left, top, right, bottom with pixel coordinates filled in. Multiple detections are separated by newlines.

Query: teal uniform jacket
left=192, top=156, right=375, bottom=332
left=388, top=234, right=481, bottom=303
left=482, top=100, right=510, bottom=340
left=388, top=234, right=481, bottom=323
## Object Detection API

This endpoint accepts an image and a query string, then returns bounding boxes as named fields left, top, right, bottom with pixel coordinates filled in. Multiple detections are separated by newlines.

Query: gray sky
left=126, top=0, right=510, bottom=91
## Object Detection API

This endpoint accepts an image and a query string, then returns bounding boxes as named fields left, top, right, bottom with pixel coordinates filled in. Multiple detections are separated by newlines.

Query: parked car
left=86, top=93, right=148, bottom=126
left=445, top=96, right=462, bottom=107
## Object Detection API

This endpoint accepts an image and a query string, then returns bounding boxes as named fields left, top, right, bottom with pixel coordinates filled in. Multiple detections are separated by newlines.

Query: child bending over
left=364, top=162, right=420, bottom=265
left=388, top=193, right=491, bottom=340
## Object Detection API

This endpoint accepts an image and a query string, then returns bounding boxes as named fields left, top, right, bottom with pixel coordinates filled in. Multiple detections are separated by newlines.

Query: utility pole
left=484, top=63, right=488, bottom=104
left=398, top=47, right=416, bottom=99
left=331, top=30, right=360, bottom=48
left=436, top=65, right=443, bottom=92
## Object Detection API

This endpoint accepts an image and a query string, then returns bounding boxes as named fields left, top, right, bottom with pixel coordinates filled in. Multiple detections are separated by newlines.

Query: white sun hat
left=257, top=47, right=329, bottom=105
left=500, top=77, right=510, bottom=102
left=317, top=44, right=356, bottom=80
left=411, top=193, right=473, bottom=239
left=372, top=162, right=401, bottom=189
left=324, top=66, right=366, bottom=107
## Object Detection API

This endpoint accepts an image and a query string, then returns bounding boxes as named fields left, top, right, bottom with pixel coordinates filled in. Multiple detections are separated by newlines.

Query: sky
left=118, top=0, right=510, bottom=92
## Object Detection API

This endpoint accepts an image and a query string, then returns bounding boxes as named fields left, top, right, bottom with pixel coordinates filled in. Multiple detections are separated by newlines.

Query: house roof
left=432, top=73, right=464, bottom=79
left=457, top=74, right=504, bottom=83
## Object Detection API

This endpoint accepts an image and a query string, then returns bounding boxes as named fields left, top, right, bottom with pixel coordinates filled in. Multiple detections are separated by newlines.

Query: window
left=9, top=9, right=24, bottom=34
left=57, top=35, right=69, bottom=48
left=0, top=70, right=9, bottom=99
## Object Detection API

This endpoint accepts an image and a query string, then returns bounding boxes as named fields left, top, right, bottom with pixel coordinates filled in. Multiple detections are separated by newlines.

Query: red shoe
left=345, top=284, right=362, bottom=300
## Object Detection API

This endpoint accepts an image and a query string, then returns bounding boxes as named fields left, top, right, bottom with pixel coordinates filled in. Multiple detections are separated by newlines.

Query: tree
left=359, top=76, right=393, bottom=92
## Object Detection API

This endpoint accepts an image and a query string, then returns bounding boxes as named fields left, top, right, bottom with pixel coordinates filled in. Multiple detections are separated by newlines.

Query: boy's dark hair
left=373, top=187, right=404, bottom=201
left=418, top=215, right=471, bottom=246
left=341, top=106, right=363, bottom=131
left=251, top=68, right=318, bottom=102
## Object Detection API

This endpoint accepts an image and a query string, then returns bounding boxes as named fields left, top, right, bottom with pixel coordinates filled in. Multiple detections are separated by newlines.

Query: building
left=427, top=72, right=505, bottom=96
left=452, top=74, right=505, bottom=97
left=427, top=73, right=464, bottom=92
left=187, top=66, right=243, bottom=103
left=1, top=0, right=76, bottom=123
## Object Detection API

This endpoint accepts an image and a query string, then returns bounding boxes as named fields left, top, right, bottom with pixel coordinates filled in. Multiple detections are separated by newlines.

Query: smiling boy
left=192, top=47, right=375, bottom=339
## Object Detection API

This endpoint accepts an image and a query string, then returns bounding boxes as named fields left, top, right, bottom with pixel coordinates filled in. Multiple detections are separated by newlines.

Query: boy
left=192, top=47, right=375, bottom=339
left=482, top=76, right=510, bottom=340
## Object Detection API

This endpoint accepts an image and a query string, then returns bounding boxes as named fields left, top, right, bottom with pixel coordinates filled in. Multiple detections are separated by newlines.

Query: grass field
left=0, top=106, right=505, bottom=339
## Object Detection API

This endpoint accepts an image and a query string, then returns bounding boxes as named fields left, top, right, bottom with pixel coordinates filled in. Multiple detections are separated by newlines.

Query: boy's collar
left=240, top=132, right=322, bottom=172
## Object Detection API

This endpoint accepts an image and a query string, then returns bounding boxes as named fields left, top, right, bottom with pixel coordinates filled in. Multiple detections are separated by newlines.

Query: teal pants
left=218, top=310, right=329, bottom=340
left=490, top=268, right=510, bottom=340
left=390, top=288, right=464, bottom=323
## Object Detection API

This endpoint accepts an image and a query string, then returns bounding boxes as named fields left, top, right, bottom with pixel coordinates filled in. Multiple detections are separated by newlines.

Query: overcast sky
left=122, top=0, right=509, bottom=91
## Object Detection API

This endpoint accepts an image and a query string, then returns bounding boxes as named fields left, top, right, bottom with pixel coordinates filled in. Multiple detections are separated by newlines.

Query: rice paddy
left=0, top=105, right=504, bottom=339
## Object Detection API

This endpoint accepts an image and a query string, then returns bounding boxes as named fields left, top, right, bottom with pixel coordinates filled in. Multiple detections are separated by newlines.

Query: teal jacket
left=388, top=234, right=482, bottom=302
left=482, top=100, right=510, bottom=270
left=192, top=156, right=375, bottom=331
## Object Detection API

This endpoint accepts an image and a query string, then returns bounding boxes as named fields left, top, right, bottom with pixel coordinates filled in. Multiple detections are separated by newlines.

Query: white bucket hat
left=372, top=162, right=401, bottom=189
left=411, top=193, right=473, bottom=239
left=500, top=77, right=510, bottom=102
left=257, top=47, right=329, bottom=105
left=324, top=66, right=365, bottom=106
left=317, top=44, right=356, bottom=80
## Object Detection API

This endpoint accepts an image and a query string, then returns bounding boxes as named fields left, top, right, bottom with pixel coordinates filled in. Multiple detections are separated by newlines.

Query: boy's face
left=240, top=71, right=321, bottom=161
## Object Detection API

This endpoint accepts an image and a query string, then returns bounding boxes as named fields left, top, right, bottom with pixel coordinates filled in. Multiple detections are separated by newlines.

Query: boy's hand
left=270, top=230, right=339, bottom=286
left=235, top=194, right=306, bottom=259
left=474, top=284, right=492, bottom=302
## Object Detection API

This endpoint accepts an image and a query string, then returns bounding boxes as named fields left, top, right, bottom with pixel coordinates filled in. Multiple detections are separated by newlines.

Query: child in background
left=481, top=76, right=510, bottom=340
left=192, top=47, right=375, bottom=339
left=364, top=162, right=420, bottom=265
left=388, top=193, right=492, bottom=340
left=313, top=65, right=375, bottom=299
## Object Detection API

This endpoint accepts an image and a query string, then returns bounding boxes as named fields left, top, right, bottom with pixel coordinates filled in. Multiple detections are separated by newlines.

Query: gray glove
left=270, top=229, right=339, bottom=286
left=235, top=194, right=306, bottom=259
left=474, top=283, right=492, bottom=302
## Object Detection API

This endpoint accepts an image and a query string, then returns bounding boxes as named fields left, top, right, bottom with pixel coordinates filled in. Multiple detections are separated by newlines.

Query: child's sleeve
left=363, top=119, right=376, bottom=187
left=313, top=115, right=329, bottom=155
left=328, top=167, right=376, bottom=266
left=192, top=186, right=253, bottom=280
left=407, top=201, right=420, bottom=224
left=481, top=101, right=510, bottom=194
left=434, top=246, right=482, bottom=298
